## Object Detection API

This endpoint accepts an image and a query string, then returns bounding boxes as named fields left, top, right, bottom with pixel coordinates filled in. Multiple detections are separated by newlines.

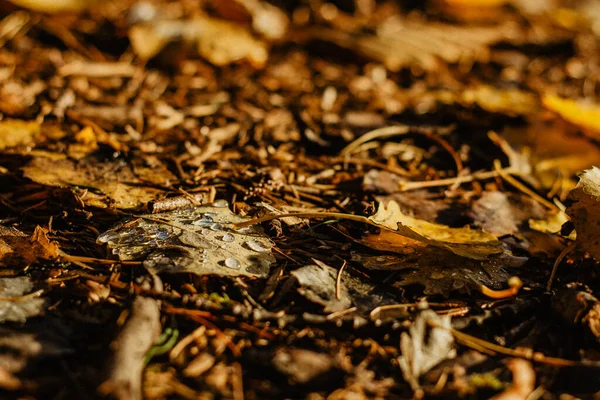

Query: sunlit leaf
left=22, top=156, right=165, bottom=209
left=0, top=225, right=58, bottom=267
left=368, top=201, right=504, bottom=260
left=542, top=95, right=600, bottom=138
left=97, top=202, right=275, bottom=278
left=129, top=15, right=268, bottom=67
left=0, top=119, right=41, bottom=151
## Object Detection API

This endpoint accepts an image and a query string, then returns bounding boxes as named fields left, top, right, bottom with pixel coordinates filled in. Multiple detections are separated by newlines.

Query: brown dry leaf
left=368, top=200, right=504, bottom=260
left=566, top=167, right=600, bottom=260
left=470, top=191, right=546, bottom=236
left=542, top=94, right=600, bottom=139
left=321, top=16, right=511, bottom=71
left=0, top=225, right=58, bottom=267
left=0, top=119, right=41, bottom=150
left=352, top=247, right=515, bottom=296
left=22, top=157, right=164, bottom=209
left=129, top=15, right=268, bottom=67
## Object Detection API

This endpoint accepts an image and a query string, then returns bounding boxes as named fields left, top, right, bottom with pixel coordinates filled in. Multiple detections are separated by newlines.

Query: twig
left=493, top=160, right=557, bottom=210
left=336, top=260, right=347, bottom=300
left=98, top=284, right=162, bottom=400
left=546, top=242, right=577, bottom=291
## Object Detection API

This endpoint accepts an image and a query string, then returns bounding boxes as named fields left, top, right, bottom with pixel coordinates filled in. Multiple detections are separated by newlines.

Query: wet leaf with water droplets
left=96, top=203, right=275, bottom=278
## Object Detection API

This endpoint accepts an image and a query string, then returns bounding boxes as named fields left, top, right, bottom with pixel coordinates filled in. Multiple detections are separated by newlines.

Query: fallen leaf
left=352, top=247, right=517, bottom=296
left=566, top=167, right=600, bottom=260
left=129, top=15, right=268, bottom=67
left=0, top=225, right=58, bottom=267
left=272, top=348, right=336, bottom=385
left=399, top=309, right=456, bottom=392
left=317, top=17, right=511, bottom=71
left=461, top=85, right=539, bottom=116
left=0, top=119, right=41, bottom=150
left=470, top=191, right=546, bottom=236
left=0, top=277, right=45, bottom=323
left=291, top=260, right=351, bottom=313
left=369, top=200, right=504, bottom=259
left=22, top=156, right=164, bottom=209
left=97, top=202, right=275, bottom=278
left=542, top=95, right=600, bottom=139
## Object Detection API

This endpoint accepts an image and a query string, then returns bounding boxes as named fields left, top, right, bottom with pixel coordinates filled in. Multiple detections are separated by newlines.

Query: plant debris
left=0, top=0, right=599, bottom=398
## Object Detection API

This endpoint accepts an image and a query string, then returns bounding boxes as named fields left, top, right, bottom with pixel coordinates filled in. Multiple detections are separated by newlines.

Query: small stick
left=335, top=260, right=347, bottom=300
left=546, top=242, right=577, bottom=291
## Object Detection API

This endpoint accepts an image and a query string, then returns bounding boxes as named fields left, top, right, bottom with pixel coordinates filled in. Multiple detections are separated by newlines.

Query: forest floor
left=0, top=0, right=600, bottom=399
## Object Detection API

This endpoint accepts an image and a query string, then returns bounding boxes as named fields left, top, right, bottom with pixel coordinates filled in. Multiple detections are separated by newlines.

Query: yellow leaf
left=0, top=119, right=41, bottom=151
left=542, top=95, right=600, bottom=137
left=368, top=201, right=503, bottom=260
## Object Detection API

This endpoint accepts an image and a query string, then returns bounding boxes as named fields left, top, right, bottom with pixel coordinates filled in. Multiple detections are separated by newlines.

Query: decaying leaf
left=566, top=167, right=600, bottom=260
left=399, top=309, right=456, bottom=392
left=542, top=95, right=600, bottom=139
left=317, top=17, right=511, bottom=71
left=0, top=277, right=45, bottom=323
left=129, top=15, right=268, bottom=67
left=369, top=200, right=504, bottom=260
left=0, top=119, right=41, bottom=150
left=97, top=202, right=275, bottom=278
left=0, top=225, right=58, bottom=267
left=291, top=259, right=398, bottom=313
left=291, top=260, right=351, bottom=313
left=470, top=191, right=546, bottom=236
left=22, top=156, right=164, bottom=209
left=352, top=247, right=516, bottom=296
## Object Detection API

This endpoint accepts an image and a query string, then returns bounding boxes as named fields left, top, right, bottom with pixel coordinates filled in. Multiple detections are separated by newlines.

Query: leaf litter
left=1, top=0, right=600, bottom=398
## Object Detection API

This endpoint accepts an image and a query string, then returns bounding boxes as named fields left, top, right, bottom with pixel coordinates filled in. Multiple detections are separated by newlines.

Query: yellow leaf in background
left=0, top=119, right=41, bottom=151
left=566, top=167, right=600, bottom=260
left=442, top=0, right=506, bottom=6
left=542, top=95, right=600, bottom=137
left=129, top=15, right=268, bottom=67
left=368, top=201, right=504, bottom=260
left=461, top=85, right=539, bottom=115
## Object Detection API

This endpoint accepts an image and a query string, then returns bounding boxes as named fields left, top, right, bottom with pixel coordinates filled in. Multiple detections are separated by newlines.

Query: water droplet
left=225, top=257, right=241, bottom=269
left=192, top=215, right=213, bottom=226
left=214, top=199, right=229, bottom=208
left=204, top=212, right=217, bottom=217
left=156, top=228, right=168, bottom=240
left=97, top=231, right=119, bottom=243
left=245, top=240, right=269, bottom=253
left=112, top=248, right=120, bottom=255
left=236, top=227, right=253, bottom=234
left=222, top=233, right=235, bottom=242
left=210, top=223, right=223, bottom=231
